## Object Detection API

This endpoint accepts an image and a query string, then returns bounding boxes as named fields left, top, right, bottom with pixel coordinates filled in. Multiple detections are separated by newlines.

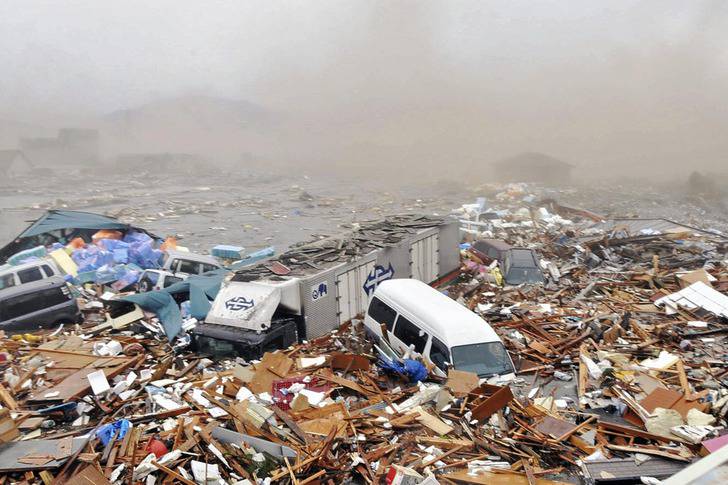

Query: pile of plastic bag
left=69, top=231, right=163, bottom=287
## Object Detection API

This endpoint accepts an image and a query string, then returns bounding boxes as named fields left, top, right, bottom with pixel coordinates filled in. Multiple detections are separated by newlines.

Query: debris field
left=0, top=183, right=727, bottom=485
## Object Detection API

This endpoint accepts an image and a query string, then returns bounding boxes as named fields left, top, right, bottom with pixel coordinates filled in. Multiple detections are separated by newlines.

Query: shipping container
left=195, top=216, right=460, bottom=353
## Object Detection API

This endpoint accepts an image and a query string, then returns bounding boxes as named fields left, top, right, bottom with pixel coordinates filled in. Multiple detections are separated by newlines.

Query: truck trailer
left=192, top=215, right=460, bottom=358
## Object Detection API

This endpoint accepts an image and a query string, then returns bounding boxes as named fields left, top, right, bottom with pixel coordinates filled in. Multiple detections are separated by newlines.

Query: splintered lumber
left=416, top=437, right=475, bottom=449
left=605, top=444, right=690, bottom=462
left=419, top=445, right=465, bottom=468
left=471, top=385, right=514, bottom=423
left=151, top=461, right=196, bottom=485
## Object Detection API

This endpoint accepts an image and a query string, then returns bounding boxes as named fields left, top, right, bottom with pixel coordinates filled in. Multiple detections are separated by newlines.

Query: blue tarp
left=96, top=419, right=131, bottom=446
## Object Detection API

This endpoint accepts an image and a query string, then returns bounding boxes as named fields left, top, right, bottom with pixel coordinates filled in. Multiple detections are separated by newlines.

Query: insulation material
left=206, top=281, right=281, bottom=332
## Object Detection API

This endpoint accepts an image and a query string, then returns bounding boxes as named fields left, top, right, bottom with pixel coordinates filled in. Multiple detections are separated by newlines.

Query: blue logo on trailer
left=312, top=282, right=328, bottom=301
left=363, top=263, right=395, bottom=296
left=225, top=296, right=255, bottom=311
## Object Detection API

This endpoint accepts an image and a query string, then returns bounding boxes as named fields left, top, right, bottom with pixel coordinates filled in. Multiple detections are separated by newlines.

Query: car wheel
left=139, top=279, right=151, bottom=292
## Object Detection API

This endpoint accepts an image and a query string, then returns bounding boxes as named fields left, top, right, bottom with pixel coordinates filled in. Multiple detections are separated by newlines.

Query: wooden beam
left=151, top=461, right=196, bottom=485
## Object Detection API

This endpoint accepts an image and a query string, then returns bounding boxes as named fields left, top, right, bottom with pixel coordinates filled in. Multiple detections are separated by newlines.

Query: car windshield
left=506, top=267, right=543, bottom=285
left=0, top=274, right=15, bottom=290
left=451, top=342, right=514, bottom=377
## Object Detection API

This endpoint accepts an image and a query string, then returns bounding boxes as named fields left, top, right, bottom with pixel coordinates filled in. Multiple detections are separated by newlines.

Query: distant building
left=114, top=152, right=205, bottom=173
left=0, top=149, right=34, bottom=177
left=58, top=128, right=100, bottom=164
left=19, top=137, right=63, bottom=166
left=20, top=128, right=99, bottom=166
left=492, top=152, right=573, bottom=184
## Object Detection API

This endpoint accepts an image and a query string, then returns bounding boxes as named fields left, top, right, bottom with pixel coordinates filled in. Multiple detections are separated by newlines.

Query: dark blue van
left=0, top=276, right=80, bottom=333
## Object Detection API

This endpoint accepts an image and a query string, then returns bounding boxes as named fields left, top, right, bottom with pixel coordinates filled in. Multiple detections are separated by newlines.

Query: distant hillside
left=101, top=95, right=275, bottom=160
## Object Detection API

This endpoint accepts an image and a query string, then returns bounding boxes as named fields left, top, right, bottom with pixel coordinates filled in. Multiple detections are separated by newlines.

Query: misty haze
left=2, top=1, right=728, bottom=244
left=1, top=2, right=728, bottom=483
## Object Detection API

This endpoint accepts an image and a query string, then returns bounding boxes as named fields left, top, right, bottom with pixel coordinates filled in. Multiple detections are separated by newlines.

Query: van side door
left=391, top=314, right=429, bottom=357
left=428, top=336, right=451, bottom=375
left=1, top=292, right=42, bottom=331
left=366, top=297, right=397, bottom=339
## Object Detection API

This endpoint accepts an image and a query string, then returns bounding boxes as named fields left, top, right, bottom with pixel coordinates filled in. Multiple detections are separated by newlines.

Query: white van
left=0, top=260, right=61, bottom=291
left=363, top=279, right=515, bottom=379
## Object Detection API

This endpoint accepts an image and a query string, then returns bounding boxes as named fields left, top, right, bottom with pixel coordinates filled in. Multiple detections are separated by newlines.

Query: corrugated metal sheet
left=299, top=268, right=339, bottom=340
left=437, top=221, right=461, bottom=277
left=582, top=458, right=685, bottom=482
left=335, top=258, right=376, bottom=325
left=655, top=281, right=728, bottom=318
left=410, top=230, right=439, bottom=283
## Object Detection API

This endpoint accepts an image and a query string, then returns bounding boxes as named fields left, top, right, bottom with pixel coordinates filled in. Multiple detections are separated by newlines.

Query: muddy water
left=2, top=168, right=726, bottom=255
left=0, top=168, right=462, bottom=254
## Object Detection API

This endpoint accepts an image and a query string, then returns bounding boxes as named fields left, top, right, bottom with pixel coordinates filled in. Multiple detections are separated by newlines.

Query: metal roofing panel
left=655, top=281, right=728, bottom=318
left=583, top=457, right=685, bottom=481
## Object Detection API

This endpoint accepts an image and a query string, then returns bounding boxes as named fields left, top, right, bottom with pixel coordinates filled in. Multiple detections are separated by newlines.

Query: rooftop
left=375, top=279, right=500, bottom=348
left=507, top=248, right=539, bottom=267
left=233, top=214, right=451, bottom=280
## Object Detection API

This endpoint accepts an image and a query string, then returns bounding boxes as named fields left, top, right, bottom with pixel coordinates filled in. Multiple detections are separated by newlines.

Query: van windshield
left=451, top=342, right=514, bottom=377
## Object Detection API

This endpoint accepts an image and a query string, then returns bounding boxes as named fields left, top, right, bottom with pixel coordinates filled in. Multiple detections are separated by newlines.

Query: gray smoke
left=1, top=0, right=727, bottom=180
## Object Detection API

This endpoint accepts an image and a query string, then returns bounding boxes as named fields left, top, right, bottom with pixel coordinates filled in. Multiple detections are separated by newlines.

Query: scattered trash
left=0, top=186, right=725, bottom=483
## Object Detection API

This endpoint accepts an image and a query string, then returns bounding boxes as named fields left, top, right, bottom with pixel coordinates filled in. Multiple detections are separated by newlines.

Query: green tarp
left=1, top=209, right=157, bottom=264
left=163, top=270, right=226, bottom=320
left=19, top=210, right=131, bottom=238
left=122, top=291, right=182, bottom=342
left=121, top=270, right=226, bottom=341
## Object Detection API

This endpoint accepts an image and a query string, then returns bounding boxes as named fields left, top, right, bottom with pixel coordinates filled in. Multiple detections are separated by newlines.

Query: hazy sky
left=1, top=1, right=727, bottom=175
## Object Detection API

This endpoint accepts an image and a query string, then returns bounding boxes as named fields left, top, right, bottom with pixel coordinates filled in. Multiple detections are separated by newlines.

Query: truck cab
left=191, top=278, right=302, bottom=360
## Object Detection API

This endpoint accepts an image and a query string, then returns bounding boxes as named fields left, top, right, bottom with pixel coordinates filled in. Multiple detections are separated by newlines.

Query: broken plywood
left=471, top=385, right=514, bottom=423
left=446, top=369, right=479, bottom=397
left=0, top=438, right=86, bottom=472
left=249, top=352, right=294, bottom=394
